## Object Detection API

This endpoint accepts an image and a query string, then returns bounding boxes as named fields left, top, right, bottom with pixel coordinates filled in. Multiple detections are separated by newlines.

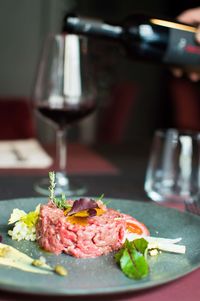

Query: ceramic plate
left=0, top=197, right=200, bottom=296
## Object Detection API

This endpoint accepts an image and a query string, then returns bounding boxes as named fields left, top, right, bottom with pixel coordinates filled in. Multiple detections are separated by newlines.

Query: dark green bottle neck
left=63, top=15, right=123, bottom=40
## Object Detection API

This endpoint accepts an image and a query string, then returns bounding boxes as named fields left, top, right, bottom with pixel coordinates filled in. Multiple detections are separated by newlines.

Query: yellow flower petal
left=67, top=216, right=88, bottom=226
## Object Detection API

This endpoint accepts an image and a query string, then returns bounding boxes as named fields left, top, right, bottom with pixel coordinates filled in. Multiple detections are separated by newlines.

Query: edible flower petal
left=8, top=204, right=40, bottom=241
left=21, top=204, right=40, bottom=228
left=88, top=208, right=97, bottom=217
left=67, top=198, right=99, bottom=216
left=66, top=203, right=106, bottom=226
left=66, top=216, right=89, bottom=226
left=8, top=209, right=26, bottom=224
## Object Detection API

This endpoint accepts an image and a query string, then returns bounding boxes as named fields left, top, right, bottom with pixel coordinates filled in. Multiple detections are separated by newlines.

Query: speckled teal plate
left=0, top=197, right=200, bottom=296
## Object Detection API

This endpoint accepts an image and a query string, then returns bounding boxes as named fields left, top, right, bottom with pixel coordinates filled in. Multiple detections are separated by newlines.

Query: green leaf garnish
left=98, top=194, right=104, bottom=201
left=115, top=238, right=149, bottom=280
left=132, top=238, right=148, bottom=256
left=97, top=194, right=111, bottom=206
left=53, top=195, right=71, bottom=210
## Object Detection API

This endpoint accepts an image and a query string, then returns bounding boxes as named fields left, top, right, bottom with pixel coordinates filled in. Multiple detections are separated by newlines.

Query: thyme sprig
left=48, top=171, right=56, bottom=200
left=48, top=172, right=71, bottom=210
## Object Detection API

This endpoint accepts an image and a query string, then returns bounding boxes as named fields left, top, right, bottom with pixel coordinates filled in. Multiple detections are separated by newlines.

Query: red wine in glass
left=37, top=100, right=96, bottom=128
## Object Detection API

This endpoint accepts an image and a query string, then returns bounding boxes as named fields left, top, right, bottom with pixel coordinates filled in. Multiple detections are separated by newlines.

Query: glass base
left=34, top=176, right=87, bottom=197
left=146, top=190, right=190, bottom=203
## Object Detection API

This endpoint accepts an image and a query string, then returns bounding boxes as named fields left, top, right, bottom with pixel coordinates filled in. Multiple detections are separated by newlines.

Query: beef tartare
left=36, top=198, right=149, bottom=258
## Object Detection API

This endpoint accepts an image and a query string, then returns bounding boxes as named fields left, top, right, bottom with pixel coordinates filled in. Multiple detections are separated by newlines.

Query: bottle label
left=163, top=28, right=200, bottom=66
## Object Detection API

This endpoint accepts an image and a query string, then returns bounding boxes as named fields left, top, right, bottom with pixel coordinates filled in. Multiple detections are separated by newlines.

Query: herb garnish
left=48, top=172, right=106, bottom=222
left=98, top=194, right=104, bottom=201
left=115, top=238, right=149, bottom=280
left=49, top=171, right=56, bottom=200
left=48, top=172, right=106, bottom=216
left=54, top=194, right=71, bottom=210
left=48, top=172, right=70, bottom=210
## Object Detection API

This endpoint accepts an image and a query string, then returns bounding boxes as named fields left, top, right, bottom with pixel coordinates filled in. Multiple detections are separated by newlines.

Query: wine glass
left=144, top=129, right=200, bottom=203
left=33, top=33, right=96, bottom=196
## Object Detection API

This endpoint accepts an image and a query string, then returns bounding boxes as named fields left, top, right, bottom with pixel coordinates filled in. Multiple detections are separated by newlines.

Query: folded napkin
left=0, top=139, right=53, bottom=168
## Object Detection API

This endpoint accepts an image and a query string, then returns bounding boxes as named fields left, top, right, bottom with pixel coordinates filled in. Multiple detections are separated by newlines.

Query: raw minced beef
left=36, top=201, right=148, bottom=258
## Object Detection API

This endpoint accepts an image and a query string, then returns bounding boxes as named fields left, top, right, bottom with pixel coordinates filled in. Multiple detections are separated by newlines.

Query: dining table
left=0, top=139, right=199, bottom=301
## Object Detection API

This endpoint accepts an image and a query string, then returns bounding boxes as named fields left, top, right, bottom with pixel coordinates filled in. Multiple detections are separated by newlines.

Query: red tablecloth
left=118, top=268, right=200, bottom=301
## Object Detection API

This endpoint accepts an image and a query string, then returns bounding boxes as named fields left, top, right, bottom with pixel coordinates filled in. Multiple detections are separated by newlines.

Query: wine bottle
left=63, top=14, right=200, bottom=69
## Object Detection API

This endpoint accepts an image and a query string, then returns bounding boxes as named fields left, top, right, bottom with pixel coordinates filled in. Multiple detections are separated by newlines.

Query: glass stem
left=56, top=127, right=69, bottom=187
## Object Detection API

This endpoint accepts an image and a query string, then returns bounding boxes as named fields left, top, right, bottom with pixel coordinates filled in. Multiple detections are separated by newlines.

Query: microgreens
left=53, top=194, right=71, bottom=210
left=96, top=193, right=110, bottom=206
left=98, top=194, right=104, bottom=201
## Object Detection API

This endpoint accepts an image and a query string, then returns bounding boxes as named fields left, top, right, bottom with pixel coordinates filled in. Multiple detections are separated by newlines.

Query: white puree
left=0, top=242, right=52, bottom=274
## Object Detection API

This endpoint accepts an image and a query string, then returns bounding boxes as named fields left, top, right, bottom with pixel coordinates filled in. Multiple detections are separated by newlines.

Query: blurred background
left=0, top=0, right=200, bottom=145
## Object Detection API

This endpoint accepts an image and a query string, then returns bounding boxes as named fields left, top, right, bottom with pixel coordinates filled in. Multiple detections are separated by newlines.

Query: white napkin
left=0, top=139, right=53, bottom=168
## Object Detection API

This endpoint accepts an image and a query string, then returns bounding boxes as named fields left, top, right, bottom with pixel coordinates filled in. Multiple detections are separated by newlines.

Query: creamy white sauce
left=0, top=243, right=52, bottom=274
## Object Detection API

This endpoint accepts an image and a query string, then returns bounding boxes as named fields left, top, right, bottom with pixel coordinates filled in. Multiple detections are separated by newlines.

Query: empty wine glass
left=144, top=129, right=200, bottom=203
left=33, top=34, right=96, bottom=196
